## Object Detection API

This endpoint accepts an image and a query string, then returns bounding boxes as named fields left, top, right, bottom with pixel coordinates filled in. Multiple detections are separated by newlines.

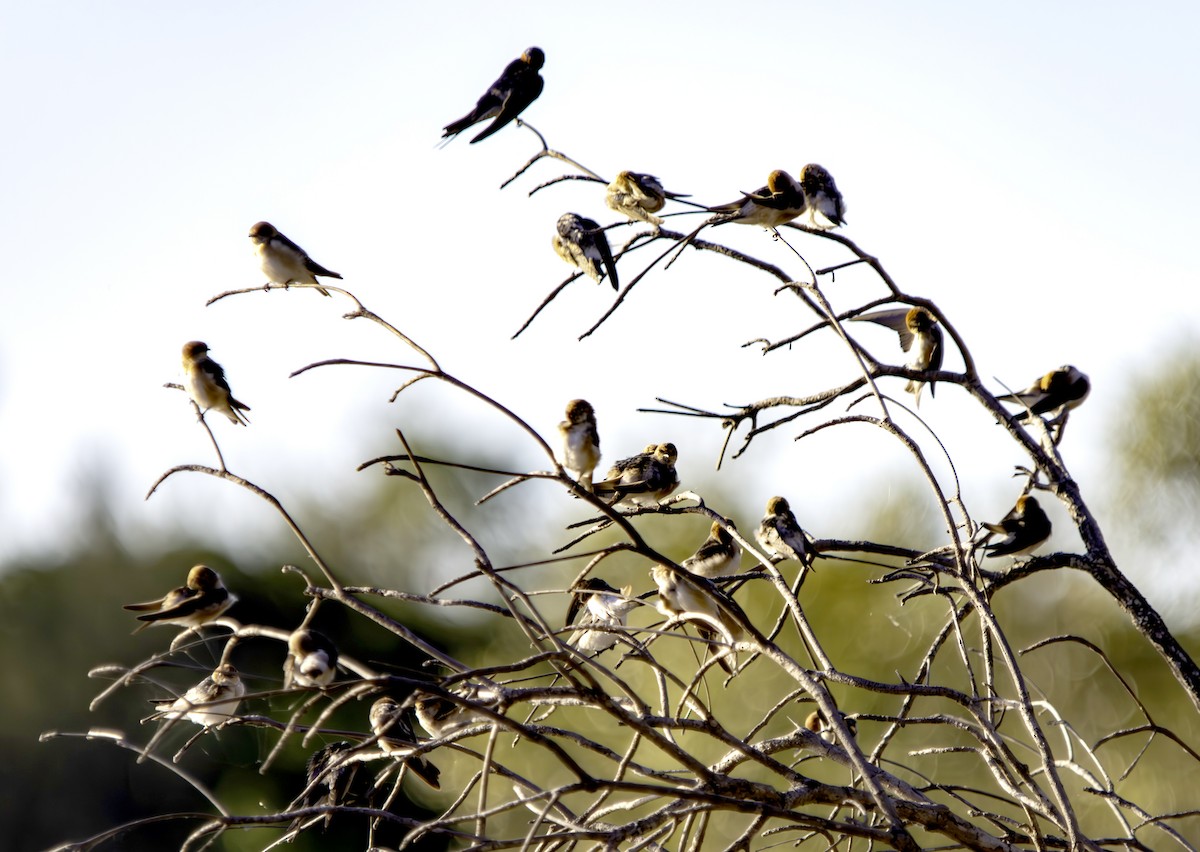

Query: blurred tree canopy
left=1106, top=339, right=1200, bottom=546
left=5, top=404, right=1200, bottom=849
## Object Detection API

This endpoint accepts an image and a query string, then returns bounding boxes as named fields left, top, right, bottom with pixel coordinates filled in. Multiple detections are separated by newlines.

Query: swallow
left=651, top=564, right=747, bottom=673
left=442, top=47, right=545, bottom=144
left=681, top=521, right=743, bottom=579
left=998, top=366, right=1090, bottom=422
left=248, top=221, right=341, bottom=297
left=853, top=307, right=944, bottom=403
left=558, top=399, right=601, bottom=491
left=368, top=697, right=441, bottom=788
left=413, top=683, right=499, bottom=738
left=182, top=341, right=251, bottom=426
left=804, top=709, right=858, bottom=743
left=708, top=169, right=808, bottom=229
left=593, top=442, right=679, bottom=508
left=565, top=578, right=640, bottom=657
left=979, top=494, right=1051, bottom=557
left=552, top=213, right=619, bottom=289
left=123, top=564, right=235, bottom=633
left=755, top=496, right=814, bottom=567
left=284, top=628, right=339, bottom=689
left=154, top=663, right=245, bottom=727
left=287, top=740, right=360, bottom=835
left=605, top=171, right=688, bottom=226
left=798, top=164, right=846, bottom=229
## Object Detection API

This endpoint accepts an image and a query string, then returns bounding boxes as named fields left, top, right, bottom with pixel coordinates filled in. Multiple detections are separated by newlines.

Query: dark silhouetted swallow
left=651, top=564, right=747, bottom=673
left=980, top=495, right=1051, bottom=557
left=287, top=740, right=360, bottom=835
left=413, top=683, right=499, bottom=739
left=998, top=366, right=1090, bottom=422
left=284, top=628, right=339, bottom=689
left=755, top=496, right=814, bottom=567
left=565, top=577, right=639, bottom=657
left=124, top=564, right=235, bottom=633
left=681, top=521, right=742, bottom=579
left=558, top=398, right=601, bottom=491
left=553, top=213, right=619, bottom=289
left=605, top=171, right=688, bottom=226
left=708, top=169, right=807, bottom=229
left=182, top=341, right=250, bottom=425
left=853, top=306, right=944, bottom=403
left=368, top=697, right=441, bottom=788
left=248, top=221, right=341, bottom=297
left=593, top=442, right=679, bottom=508
left=798, top=163, right=846, bottom=229
left=442, top=47, right=545, bottom=144
left=154, top=663, right=245, bottom=727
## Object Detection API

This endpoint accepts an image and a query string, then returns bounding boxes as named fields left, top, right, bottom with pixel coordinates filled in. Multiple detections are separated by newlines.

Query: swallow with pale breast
left=804, top=709, right=858, bottom=743
left=442, top=47, right=545, bottom=144
left=681, top=521, right=743, bottom=579
left=605, top=171, right=688, bottom=226
left=413, top=683, right=499, bottom=739
left=154, top=663, right=245, bottom=728
left=651, top=564, right=748, bottom=674
left=287, top=740, right=360, bottom=836
left=284, top=628, right=339, bottom=689
left=853, top=306, right=944, bottom=403
left=708, top=169, right=808, bottom=229
left=182, top=341, right=250, bottom=425
left=565, top=577, right=639, bottom=657
left=248, top=221, right=341, bottom=297
left=552, top=213, right=620, bottom=289
left=998, top=366, right=1090, bottom=422
left=558, top=399, right=601, bottom=491
left=755, top=496, right=814, bottom=568
left=798, top=163, right=846, bottom=229
left=123, top=564, right=235, bottom=633
left=368, top=697, right=441, bottom=788
left=980, top=494, right=1051, bottom=557
left=593, top=442, right=679, bottom=508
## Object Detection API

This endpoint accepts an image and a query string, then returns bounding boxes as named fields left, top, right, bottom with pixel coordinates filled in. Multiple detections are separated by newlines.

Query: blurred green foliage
left=1107, top=339, right=1200, bottom=542
left=6, top=357, right=1200, bottom=849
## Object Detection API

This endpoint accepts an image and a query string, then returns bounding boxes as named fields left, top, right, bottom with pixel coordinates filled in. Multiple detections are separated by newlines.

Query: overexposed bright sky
left=2, top=3, right=1198, bottom=615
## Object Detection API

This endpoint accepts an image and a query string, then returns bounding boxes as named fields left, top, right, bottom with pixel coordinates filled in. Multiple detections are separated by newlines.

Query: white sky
left=2, top=3, right=1198, bottom=616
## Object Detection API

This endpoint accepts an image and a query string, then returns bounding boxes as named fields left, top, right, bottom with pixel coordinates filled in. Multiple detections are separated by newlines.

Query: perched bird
left=798, top=163, right=846, bottom=229
left=558, top=399, right=601, bottom=491
left=681, top=521, right=743, bottom=579
left=248, top=221, right=341, bottom=297
left=605, top=171, right=687, bottom=226
left=123, top=564, right=235, bottom=633
left=708, top=169, right=807, bottom=229
left=284, top=628, right=339, bottom=689
left=593, top=442, right=679, bottom=508
left=413, top=683, right=499, bottom=738
left=565, top=577, right=639, bottom=658
left=980, top=494, right=1052, bottom=557
left=998, top=366, right=1090, bottom=422
left=552, top=213, right=620, bottom=289
left=182, top=341, right=251, bottom=425
left=442, top=47, right=545, bottom=144
left=286, top=740, right=360, bottom=836
left=368, top=697, right=441, bottom=788
left=154, top=663, right=245, bottom=727
left=853, top=306, right=944, bottom=403
left=651, top=564, right=747, bottom=673
left=755, top=496, right=814, bottom=568
left=804, top=709, right=858, bottom=743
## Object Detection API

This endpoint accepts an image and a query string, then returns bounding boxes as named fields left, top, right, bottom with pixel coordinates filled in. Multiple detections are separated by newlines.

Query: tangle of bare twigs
left=46, top=90, right=1200, bottom=852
